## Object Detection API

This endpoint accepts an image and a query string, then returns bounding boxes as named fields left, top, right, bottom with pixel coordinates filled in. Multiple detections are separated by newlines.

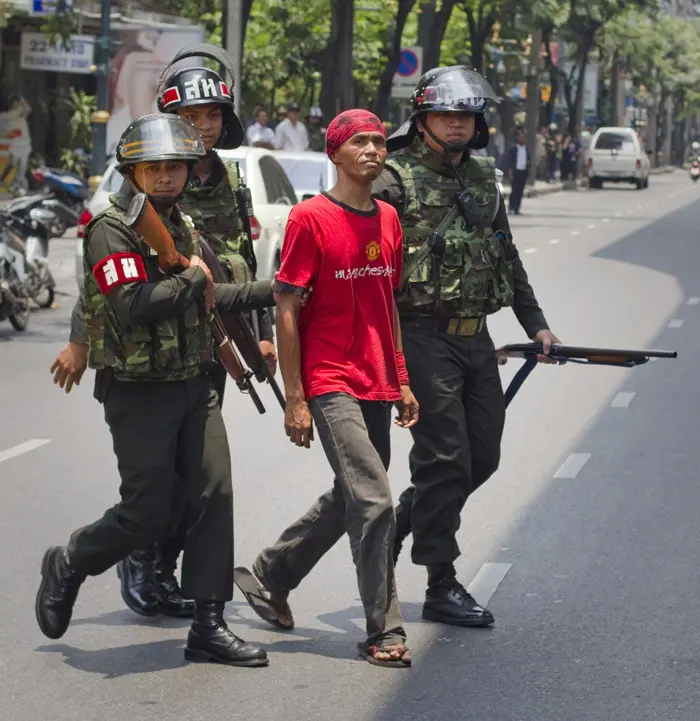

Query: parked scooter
left=30, top=166, right=90, bottom=236
left=1, top=208, right=55, bottom=309
left=0, top=226, right=31, bottom=331
left=689, top=157, right=700, bottom=182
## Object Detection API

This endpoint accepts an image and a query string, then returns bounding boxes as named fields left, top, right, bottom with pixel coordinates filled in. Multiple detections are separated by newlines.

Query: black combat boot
left=35, top=546, right=84, bottom=639
left=116, top=549, right=158, bottom=617
left=152, top=545, right=194, bottom=618
left=422, top=563, right=495, bottom=628
left=185, top=601, right=269, bottom=667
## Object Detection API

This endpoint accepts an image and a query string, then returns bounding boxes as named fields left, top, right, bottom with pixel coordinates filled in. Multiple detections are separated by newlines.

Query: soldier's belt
left=406, top=316, right=486, bottom=337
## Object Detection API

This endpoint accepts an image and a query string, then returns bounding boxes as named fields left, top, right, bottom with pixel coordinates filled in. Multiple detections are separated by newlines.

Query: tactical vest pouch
left=219, top=251, right=253, bottom=284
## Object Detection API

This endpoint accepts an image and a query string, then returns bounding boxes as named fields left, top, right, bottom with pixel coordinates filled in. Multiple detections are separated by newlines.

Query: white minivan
left=587, top=127, right=651, bottom=190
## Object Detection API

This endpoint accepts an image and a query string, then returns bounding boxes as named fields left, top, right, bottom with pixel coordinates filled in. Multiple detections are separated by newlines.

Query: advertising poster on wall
left=106, top=23, right=205, bottom=158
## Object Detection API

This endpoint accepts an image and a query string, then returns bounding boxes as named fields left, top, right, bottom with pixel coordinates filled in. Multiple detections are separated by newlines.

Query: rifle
left=198, top=237, right=286, bottom=411
left=125, top=192, right=266, bottom=414
left=496, top=343, right=678, bottom=408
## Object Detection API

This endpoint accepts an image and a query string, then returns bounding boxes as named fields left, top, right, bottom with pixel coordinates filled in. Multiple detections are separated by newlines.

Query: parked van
left=587, top=127, right=650, bottom=190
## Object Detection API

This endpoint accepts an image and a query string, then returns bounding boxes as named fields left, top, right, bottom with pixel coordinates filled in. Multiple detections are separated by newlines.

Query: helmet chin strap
left=128, top=167, right=181, bottom=213
left=421, top=115, right=472, bottom=157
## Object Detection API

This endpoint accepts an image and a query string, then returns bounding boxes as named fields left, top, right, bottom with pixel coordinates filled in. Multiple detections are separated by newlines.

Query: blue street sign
left=397, top=50, right=418, bottom=77
left=31, top=0, right=70, bottom=13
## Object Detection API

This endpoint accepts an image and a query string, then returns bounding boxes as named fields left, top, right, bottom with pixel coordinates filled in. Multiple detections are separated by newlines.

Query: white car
left=75, top=147, right=297, bottom=291
left=272, top=150, right=337, bottom=202
left=587, top=127, right=651, bottom=190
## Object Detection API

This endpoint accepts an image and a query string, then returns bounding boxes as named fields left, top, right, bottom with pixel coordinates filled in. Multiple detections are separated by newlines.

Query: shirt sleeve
left=276, top=217, right=321, bottom=291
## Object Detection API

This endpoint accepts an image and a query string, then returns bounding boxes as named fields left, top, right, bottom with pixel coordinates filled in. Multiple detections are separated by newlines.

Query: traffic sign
left=30, top=0, right=72, bottom=15
left=392, top=46, right=423, bottom=100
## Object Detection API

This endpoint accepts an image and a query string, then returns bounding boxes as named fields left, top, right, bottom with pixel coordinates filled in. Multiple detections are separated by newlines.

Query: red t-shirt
left=276, top=192, right=403, bottom=402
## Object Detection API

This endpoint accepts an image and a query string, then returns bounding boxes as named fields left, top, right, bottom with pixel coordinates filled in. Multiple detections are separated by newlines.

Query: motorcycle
left=1, top=208, right=55, bottom=309
left=0, top=226, right=31, bottom=331
left=690, top=157, right=700, bottom=182
left=30, top=167, right=90, bottom=236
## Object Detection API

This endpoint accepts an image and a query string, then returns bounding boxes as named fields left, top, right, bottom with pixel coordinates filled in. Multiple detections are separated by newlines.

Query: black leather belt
left=404, top=316, right=486, bottom=337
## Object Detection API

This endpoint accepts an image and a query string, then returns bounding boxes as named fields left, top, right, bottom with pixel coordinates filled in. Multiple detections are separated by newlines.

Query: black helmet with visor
left=387, top=66, right=500, bottom=153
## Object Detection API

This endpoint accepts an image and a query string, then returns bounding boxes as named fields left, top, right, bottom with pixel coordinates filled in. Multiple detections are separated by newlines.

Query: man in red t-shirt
left=234, top=110, right=419, bottom=668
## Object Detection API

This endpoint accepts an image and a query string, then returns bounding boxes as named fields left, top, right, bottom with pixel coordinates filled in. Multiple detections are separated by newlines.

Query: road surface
left=1, top=171, right=698, bottom=720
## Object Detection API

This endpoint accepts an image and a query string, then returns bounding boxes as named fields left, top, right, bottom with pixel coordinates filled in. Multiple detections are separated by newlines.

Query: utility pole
left=224, top=0, right=243, bottom=116
left=88, top=0, right=111, bottom=192
left=525, top=28, right=542, bottom=186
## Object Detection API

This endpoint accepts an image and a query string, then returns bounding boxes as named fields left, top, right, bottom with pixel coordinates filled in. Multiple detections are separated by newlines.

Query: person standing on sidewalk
left=507, top=126, right=530, bottom=214
left=372, top=65, right=563, bottom=628
left=234, top=109, right=419, bottom=668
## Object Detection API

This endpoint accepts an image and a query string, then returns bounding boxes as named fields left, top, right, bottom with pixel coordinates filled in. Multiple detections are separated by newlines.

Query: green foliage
left=59, top=87, right=95, bottom=175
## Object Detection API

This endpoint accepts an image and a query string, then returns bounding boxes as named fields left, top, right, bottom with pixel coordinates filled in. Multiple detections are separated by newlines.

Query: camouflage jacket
left=180, top=153, right=273, bottom=340
left=80, top=186, right=276, bottom=383
left=373, top=138, right=548, bottom=337
left=308, top=127, right=326, bottom=153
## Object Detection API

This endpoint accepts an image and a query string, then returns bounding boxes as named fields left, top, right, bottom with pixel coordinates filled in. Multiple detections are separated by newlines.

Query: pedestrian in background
left=508, top=126, right=530, bottom=215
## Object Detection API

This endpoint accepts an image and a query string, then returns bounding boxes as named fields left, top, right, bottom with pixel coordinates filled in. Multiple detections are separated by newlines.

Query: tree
left=417, top=0, right=460, bottom=71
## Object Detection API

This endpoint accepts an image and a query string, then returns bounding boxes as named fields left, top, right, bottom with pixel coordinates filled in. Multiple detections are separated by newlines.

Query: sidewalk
left=502, top=165, right=676, bottom=200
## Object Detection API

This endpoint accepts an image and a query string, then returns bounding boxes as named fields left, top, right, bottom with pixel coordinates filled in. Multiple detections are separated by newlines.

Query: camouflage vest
left=179, top=155, right=256, bottom=284
left=388, top=141, right=515, bottom=318
left=83, top=202, right=213, bottom=381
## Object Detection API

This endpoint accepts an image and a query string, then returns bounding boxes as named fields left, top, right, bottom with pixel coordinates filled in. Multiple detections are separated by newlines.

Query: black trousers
left=509, top=169, right=528, bottom=213
left=69, top=375, right=234, bottom=601
left=395, top=325, right=506, bottom=566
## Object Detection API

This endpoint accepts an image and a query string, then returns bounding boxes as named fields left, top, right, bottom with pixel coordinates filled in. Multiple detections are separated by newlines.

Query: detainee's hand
left=50, top=341, right=87, bottom=394
left=284, top=396, right=314, bottom=448
left=532, top=329, right=565, bottom=364
left=259, top=339, right=277, bottom=376
left=394, top=385, right=419, bottom=428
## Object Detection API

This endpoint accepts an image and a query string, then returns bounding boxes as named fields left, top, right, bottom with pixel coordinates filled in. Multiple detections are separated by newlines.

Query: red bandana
left=325, top=109, right=386, bottom=158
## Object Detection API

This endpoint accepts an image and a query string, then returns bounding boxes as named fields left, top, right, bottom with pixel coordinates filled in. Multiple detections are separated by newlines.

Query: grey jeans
left=254, top=392, right=405, bottom=644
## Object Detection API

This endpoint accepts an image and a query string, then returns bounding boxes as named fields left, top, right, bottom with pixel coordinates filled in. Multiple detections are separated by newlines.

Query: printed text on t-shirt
left=335, top=264, right=395, bottom=280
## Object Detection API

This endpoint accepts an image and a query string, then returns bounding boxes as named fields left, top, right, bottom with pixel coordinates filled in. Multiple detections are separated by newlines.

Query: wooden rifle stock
left=199, top=237, right=285, bottom=411
left=125, top=192, right=267, bottom=414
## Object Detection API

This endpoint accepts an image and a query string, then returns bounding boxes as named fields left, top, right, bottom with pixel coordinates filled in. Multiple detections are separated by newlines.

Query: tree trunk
left=465, top=5, right=496, bottom=74
left=242, top=0, right=254, bottom=45
left=373, top=0, right=416, bottom=120
left=319, top=0, right=355, bottom=118
left=543, top=31, right=558, bottom=126
left=417, top=0, right=458, bottom=71
left=568, top=30, right=594, bottom=136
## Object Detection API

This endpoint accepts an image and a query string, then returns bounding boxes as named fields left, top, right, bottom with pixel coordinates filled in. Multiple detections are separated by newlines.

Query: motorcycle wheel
left=9, top=301, right=29, bottom=331
left=50, top=218, right=68, bottom=237
left=33, top=285, right=54, bottom=309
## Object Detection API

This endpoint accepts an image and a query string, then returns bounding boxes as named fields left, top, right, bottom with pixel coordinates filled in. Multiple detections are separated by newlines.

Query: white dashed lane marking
left=602, top=218, right=610, bottom=223
left=524, top=248, right=537, bottom=254
left=469, top=563, right=513, bottom=606
left=549, top=239, right=560, bottom=245
left=0, top=439, right=52, bottom=465
left=553, top=453, right=591, bottom=479
left=687, top=297, right=699, bottom=306
left=570, top=230, right=580, bottom=236
left=611, top=392, right=635, bottom=408
left=587, top=224, right=596, bottom=229
left=668, top=319, right=684, bottom=329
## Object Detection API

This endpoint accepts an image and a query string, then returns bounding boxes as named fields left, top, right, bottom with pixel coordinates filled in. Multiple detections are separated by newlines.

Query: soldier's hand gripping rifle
left=198, top=236, right=286, bottom=411
left=125, top=192, right=266, bottom=414
left=496, top=343, right=678, bottom=407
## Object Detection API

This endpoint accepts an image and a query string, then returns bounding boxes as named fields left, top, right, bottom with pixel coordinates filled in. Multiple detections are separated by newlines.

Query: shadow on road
left=358, top=197, right=699, bottom=720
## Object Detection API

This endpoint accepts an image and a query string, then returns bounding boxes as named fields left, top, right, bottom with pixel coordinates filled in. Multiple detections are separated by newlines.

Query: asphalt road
left=1, top=171, right=698, bottom=721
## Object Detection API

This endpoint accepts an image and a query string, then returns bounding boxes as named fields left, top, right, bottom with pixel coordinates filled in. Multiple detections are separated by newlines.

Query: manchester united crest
left=365, top=241, right=381, bottom=261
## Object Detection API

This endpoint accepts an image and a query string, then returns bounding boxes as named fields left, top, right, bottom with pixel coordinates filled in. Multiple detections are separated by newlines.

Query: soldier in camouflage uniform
left=35, top=114, right=273, bottom=667
left=50, top=46, right=274, bottom=620
left=306, top=106, right=326, bottom=152
left=373, top=66, right=562, bottom=627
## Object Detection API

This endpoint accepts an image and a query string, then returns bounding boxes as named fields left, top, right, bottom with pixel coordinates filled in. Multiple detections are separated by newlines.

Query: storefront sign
left=20, top=32, right=95, bottom=74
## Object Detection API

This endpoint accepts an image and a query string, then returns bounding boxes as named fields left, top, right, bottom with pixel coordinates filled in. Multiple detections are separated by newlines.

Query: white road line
left=602, top=218, right=610, bottom=223
left=614, top=212, right=622, bottom=217
left=469, top=562, right=512, bottom=606
left=611, top=392, right=635, bottom=408
left=587, top=223, right=596, bottom=229
left=524, top=248, right=537, bottom=254
left=570, top=230, right=580, bottom=236
left=549, top=239, right=560, bottom=245
left=687, top=297, right=699, bottom=306
left=0, top=439, right=52, bottom=465
left=553, top=453, right=591, bottom=479
left=668, top=319, right=684, bottom=329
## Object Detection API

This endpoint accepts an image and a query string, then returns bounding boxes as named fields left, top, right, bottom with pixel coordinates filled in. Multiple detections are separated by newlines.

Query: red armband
left=93, top=253, right=147, bottom=294
left=395, top=350, right=409, bottom=386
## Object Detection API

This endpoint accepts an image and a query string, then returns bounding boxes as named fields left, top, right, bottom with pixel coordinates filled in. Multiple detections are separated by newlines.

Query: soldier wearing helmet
left=373, top=66, right=563, bottom=628
left=105, top=45, right=277, bottom=620
left=306, top=106, right=326, bottom=152
left=36, top=113, right=274, bottom=668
